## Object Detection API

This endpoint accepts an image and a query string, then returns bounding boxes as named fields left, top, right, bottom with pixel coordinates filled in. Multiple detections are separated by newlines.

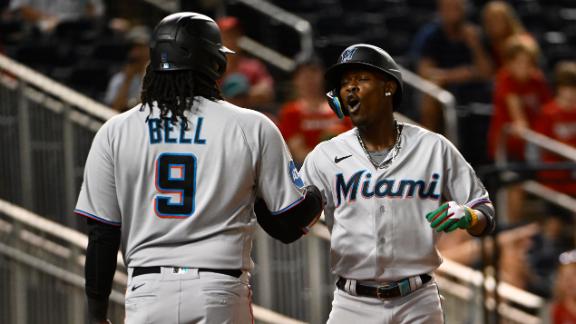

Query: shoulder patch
left=289, top=161, right=304, bottom=189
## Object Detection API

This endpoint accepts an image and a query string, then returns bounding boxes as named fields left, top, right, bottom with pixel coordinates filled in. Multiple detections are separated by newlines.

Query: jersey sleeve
left=300, top=145, right=335, bottom=227
left=254, top=116, right=305, bottom=213
left=300, top=146, right=331, bottom=206
left=75, top=122, right=121, bottom=226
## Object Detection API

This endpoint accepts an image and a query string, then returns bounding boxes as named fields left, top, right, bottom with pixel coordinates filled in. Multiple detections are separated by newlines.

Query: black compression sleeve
left=281, top=185, right=323, bottom=229
left=255, top=185, right=323, bottom=244
left=85, top=218, right=121, bottom=321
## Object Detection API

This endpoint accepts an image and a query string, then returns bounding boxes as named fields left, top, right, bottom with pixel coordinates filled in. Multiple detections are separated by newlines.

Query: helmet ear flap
left=326, top=90, right=348, bottom=119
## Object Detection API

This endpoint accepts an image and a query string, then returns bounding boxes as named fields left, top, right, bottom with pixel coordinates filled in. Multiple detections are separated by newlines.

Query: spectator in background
left=103, top=26, right=150, bottom=111
left=488, top=36, right=552, bottom=161
left=217, top=16, right=275, bottom=110
left=278, top=58, right=352, bottom=165
left=534, top=61, right=576, bottom=196
left=220, top=71, right=251, bottom=108
left=527, top=205, right=575, bottom=298
left=415, top=0, right=492, bottom=133
left=482, top=1, right=535, bottom=71
left=552, top=250, right=576, bottom=323
left=488, top=36, right=551, bottom=224
left=8, top=0, right=104, bottom=33
left=498, top=222, right=538, bottom=291
left=488, top=35, right=551, bottom=161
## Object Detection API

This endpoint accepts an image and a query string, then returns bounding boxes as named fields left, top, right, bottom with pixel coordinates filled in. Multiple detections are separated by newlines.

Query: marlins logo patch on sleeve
left=289, top=161, right=305, bottom=189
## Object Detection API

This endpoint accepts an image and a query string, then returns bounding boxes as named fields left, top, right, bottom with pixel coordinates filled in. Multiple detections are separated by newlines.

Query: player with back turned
left=75, top=12, right=322, bottom=324
left=300, top=44, right=496, bottom=323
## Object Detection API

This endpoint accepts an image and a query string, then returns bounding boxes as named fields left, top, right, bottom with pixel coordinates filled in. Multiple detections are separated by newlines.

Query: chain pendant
left=356, top=121, right=403, bottom=170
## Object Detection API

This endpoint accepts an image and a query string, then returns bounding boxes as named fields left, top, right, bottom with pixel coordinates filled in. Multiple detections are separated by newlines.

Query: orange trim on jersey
left=74, top=209, right=121, bottom=226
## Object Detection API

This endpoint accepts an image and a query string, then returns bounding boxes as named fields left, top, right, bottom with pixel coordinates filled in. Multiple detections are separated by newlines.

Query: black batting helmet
left=325, top=44, right=403, bottom=118
left=150, top=12, right=234, bottom=81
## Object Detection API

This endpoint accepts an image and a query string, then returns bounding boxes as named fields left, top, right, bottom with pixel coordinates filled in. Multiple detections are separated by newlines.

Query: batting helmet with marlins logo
left=150, top=12, right=235, bottom=81
left=324, top=44, right=404, bottom=118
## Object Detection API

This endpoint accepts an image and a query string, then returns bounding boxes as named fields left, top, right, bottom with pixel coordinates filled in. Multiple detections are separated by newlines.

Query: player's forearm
left=467, top=208, right=495, bottom=237
left=255, top=185, right=323, bottom=243
left=85, top=219, right=121, bottom=321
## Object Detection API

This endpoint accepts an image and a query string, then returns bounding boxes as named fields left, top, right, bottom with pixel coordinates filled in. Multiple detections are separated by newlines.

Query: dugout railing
left=0, top=197, right=550, bottom=324
left=0, top=198, right=306, bottom=324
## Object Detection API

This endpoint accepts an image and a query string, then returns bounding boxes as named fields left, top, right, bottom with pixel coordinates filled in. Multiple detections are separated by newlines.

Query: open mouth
left=347, top=96, right=361, bottom=113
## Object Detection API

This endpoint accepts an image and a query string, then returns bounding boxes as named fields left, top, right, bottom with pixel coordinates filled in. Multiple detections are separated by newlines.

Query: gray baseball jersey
left=75, top=97, right=305, bottom=270
left=300, top=123, right=492, bottom=282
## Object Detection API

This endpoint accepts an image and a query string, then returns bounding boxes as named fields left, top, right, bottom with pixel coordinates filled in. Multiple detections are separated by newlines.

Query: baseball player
left=300, top=44, right=496, bottom=323
left=75, top=12, right=322, bottom=324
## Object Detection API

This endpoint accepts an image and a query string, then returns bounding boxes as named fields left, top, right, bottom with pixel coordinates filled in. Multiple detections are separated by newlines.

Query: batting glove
left=425, top=201, right=479, bottom=233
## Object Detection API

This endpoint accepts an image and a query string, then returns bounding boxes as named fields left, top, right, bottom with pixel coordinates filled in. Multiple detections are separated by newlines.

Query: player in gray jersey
left=300, top=44, right=495, bottom=323
left=75, top=12, right=322, bottom=324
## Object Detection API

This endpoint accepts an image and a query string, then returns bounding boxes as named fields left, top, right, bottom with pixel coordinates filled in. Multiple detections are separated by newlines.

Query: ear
left=384, top=80, right=398, bottom=96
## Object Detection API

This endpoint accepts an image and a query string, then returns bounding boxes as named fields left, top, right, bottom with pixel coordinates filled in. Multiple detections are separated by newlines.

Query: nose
left=344, top=80, right=359, bottom=93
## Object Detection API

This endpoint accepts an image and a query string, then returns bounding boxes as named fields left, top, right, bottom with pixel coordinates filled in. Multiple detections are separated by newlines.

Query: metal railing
left=495, top=126, right=576, bottom=223
left=0, top=53, right=113, bottom=230
left=496, top=127, right=576, bottom=166
left=399, top=66, right=459, bottom=146
left=228, top=0, right=314, bottom=72
left=0, top=198, right=307, bottom=324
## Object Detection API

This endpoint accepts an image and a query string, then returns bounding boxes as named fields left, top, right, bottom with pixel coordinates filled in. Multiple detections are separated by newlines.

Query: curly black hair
left=140, top=64, right=222, bottom=129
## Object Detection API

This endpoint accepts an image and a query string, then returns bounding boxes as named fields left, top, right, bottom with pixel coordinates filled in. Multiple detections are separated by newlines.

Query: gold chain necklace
left=356, top=121, right=403, bottom=169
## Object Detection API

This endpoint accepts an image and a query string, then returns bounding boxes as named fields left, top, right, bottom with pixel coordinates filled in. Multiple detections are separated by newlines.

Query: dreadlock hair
left=140, top=64, right=223, bottom=129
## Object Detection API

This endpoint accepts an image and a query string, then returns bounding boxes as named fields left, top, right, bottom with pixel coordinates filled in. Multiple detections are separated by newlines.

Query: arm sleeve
left=300, top=145, right=336, bottom=228
left=255, top=116, right=306, bottom=212
left=254, top=185, right=323, bottom=244
left=442, top=137, right=495, bottom=236
left=85, top=218, right=121, bottom=321
left=75, top=121, right=121, bottom=226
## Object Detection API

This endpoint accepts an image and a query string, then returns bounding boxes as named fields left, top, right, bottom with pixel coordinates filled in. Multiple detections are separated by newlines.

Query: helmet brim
left=220, top=46, right=235, bottom=54
left=325, top=61, right=395, bottom=90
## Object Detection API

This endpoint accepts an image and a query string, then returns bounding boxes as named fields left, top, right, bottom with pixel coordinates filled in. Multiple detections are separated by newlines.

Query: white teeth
left=348, top=102, right=360, bottom=112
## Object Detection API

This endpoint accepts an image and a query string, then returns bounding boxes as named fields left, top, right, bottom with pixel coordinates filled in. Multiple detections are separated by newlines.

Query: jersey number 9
left=154, top=153, right=197, bottom=218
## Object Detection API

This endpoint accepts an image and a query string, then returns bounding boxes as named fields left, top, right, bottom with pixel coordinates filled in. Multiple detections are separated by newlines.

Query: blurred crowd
left=1, top=0, right=576, bottom=321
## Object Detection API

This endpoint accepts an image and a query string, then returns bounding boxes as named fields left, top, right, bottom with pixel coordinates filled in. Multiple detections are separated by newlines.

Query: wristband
left=465, top=206, right=479, bottom=228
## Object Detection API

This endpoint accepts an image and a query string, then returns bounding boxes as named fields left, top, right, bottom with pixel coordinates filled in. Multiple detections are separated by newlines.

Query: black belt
left=133, top=266, right=242, bottom=278
left=336, top=274, right=432, bottom=299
